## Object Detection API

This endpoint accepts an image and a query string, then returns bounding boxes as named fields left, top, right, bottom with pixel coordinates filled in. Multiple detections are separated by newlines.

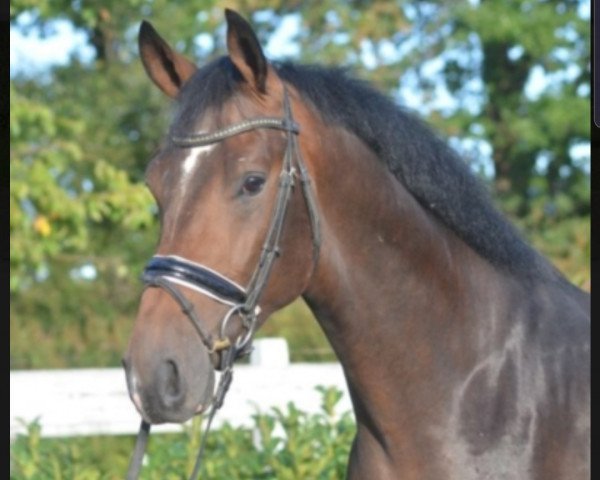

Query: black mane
left=175, top=56, right=562, bottom=282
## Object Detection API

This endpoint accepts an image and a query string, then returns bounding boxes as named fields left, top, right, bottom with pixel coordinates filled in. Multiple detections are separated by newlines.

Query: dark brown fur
left=124, top=10, right=590, bottom=479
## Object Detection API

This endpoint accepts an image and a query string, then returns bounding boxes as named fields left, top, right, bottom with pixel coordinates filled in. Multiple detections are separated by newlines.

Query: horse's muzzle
left=123, top=342, right=216, bottom=424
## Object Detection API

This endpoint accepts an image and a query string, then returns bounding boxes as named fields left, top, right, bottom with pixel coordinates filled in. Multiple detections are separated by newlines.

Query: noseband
left=127, top=87, right=320, bottom=480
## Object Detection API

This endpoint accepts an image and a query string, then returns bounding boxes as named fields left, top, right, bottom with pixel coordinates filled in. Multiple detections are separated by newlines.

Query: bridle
left=126, top=86, right=320, bottom=480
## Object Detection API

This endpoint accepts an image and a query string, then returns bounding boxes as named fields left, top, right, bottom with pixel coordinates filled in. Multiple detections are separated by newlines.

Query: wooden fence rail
left=10, top=338, right=352, bottom=439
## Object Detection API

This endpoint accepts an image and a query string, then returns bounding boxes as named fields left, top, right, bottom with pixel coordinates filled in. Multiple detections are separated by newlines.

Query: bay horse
left=123, top=9, right=590, bottom=479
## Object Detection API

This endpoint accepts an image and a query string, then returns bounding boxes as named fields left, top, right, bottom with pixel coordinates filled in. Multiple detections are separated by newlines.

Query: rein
left=126, top=87, right=320, bottom=480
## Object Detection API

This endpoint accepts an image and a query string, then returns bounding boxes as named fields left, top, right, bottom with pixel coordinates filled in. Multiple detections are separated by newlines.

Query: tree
left=394, top=0, right=589, bottom=220
left=10, top=0, right=590, bottom=368
left=262, top=1, right=589, bottom=215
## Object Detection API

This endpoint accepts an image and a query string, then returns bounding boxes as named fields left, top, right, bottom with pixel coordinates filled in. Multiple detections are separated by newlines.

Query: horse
left=122, top=9, right=590, bottom=479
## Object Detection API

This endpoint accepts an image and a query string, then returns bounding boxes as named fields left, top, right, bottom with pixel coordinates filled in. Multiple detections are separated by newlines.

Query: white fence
left=10, top=338, right=352, bottom=439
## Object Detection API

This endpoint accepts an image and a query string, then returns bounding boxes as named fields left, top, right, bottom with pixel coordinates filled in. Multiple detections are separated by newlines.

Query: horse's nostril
left=164, top=360, right=179, bottom=396
left=158, top=359, right=185, bottom=408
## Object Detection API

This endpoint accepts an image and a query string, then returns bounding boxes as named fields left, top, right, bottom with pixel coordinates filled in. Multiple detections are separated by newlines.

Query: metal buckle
left=219, top=304, right=260, bottom=351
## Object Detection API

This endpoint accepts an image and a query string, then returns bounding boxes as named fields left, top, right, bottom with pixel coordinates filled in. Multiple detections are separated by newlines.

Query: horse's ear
left=225, top=9, right=269, bottom=94
left=138, top=21, right=197, bottom=98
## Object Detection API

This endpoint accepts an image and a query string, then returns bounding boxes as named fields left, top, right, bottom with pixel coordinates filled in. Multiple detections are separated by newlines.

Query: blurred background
left=9, top=1, right=590, bottom=477
left=10, top=0, right=590, bottom=371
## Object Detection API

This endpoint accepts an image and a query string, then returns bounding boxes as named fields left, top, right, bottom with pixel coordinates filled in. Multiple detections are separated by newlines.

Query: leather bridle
left=126, top=87, right=320, bottom=480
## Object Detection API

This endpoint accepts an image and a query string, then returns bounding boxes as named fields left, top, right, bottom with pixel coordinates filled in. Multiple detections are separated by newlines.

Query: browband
left=170, top=117, right=300, bottom=148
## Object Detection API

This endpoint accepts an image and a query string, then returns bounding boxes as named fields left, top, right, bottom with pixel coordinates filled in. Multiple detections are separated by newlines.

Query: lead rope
left=126, top=346, right=236, bottom=480
left=125, top=420, right=150, bottom=480
left=188, top=345, right=236, bottom=480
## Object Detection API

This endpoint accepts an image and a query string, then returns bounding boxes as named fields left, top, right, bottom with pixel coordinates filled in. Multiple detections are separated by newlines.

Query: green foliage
left=522, top=215, right=590, bottom=291
left=10, top=80, right=155, bottom=293
left=10, top=1, right=590, bottom=370
left=414, top=0, right=590, bottom=218
left=11, top=419, right=129, bottom=479
left=10, top=387, right=355, bottom=480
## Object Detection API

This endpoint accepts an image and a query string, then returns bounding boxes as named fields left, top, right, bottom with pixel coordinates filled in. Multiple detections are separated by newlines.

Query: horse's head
left=123, top=9, right=320, bottom=424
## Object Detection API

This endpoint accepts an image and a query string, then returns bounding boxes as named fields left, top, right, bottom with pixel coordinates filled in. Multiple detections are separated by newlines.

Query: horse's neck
left=302, top=127, right=518, bottom=454
left=298, top=121, right=588, bottom=478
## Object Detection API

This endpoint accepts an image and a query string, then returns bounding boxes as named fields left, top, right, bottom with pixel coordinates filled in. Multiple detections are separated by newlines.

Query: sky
left=10, top=13, right=94, bottom=76
left=10, top=5, right=590, bottom=100
left=9, top=11, right=303, bottom=77
left=10, top=5, right=590, bottom=176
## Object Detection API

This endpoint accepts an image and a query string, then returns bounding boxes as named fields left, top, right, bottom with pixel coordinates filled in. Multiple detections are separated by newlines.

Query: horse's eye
left=241, top=174, right=266, bottom=196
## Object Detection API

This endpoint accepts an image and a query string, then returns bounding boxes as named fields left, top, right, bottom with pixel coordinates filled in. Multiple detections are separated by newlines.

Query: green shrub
left=10, top=386, right=355, bottom=480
